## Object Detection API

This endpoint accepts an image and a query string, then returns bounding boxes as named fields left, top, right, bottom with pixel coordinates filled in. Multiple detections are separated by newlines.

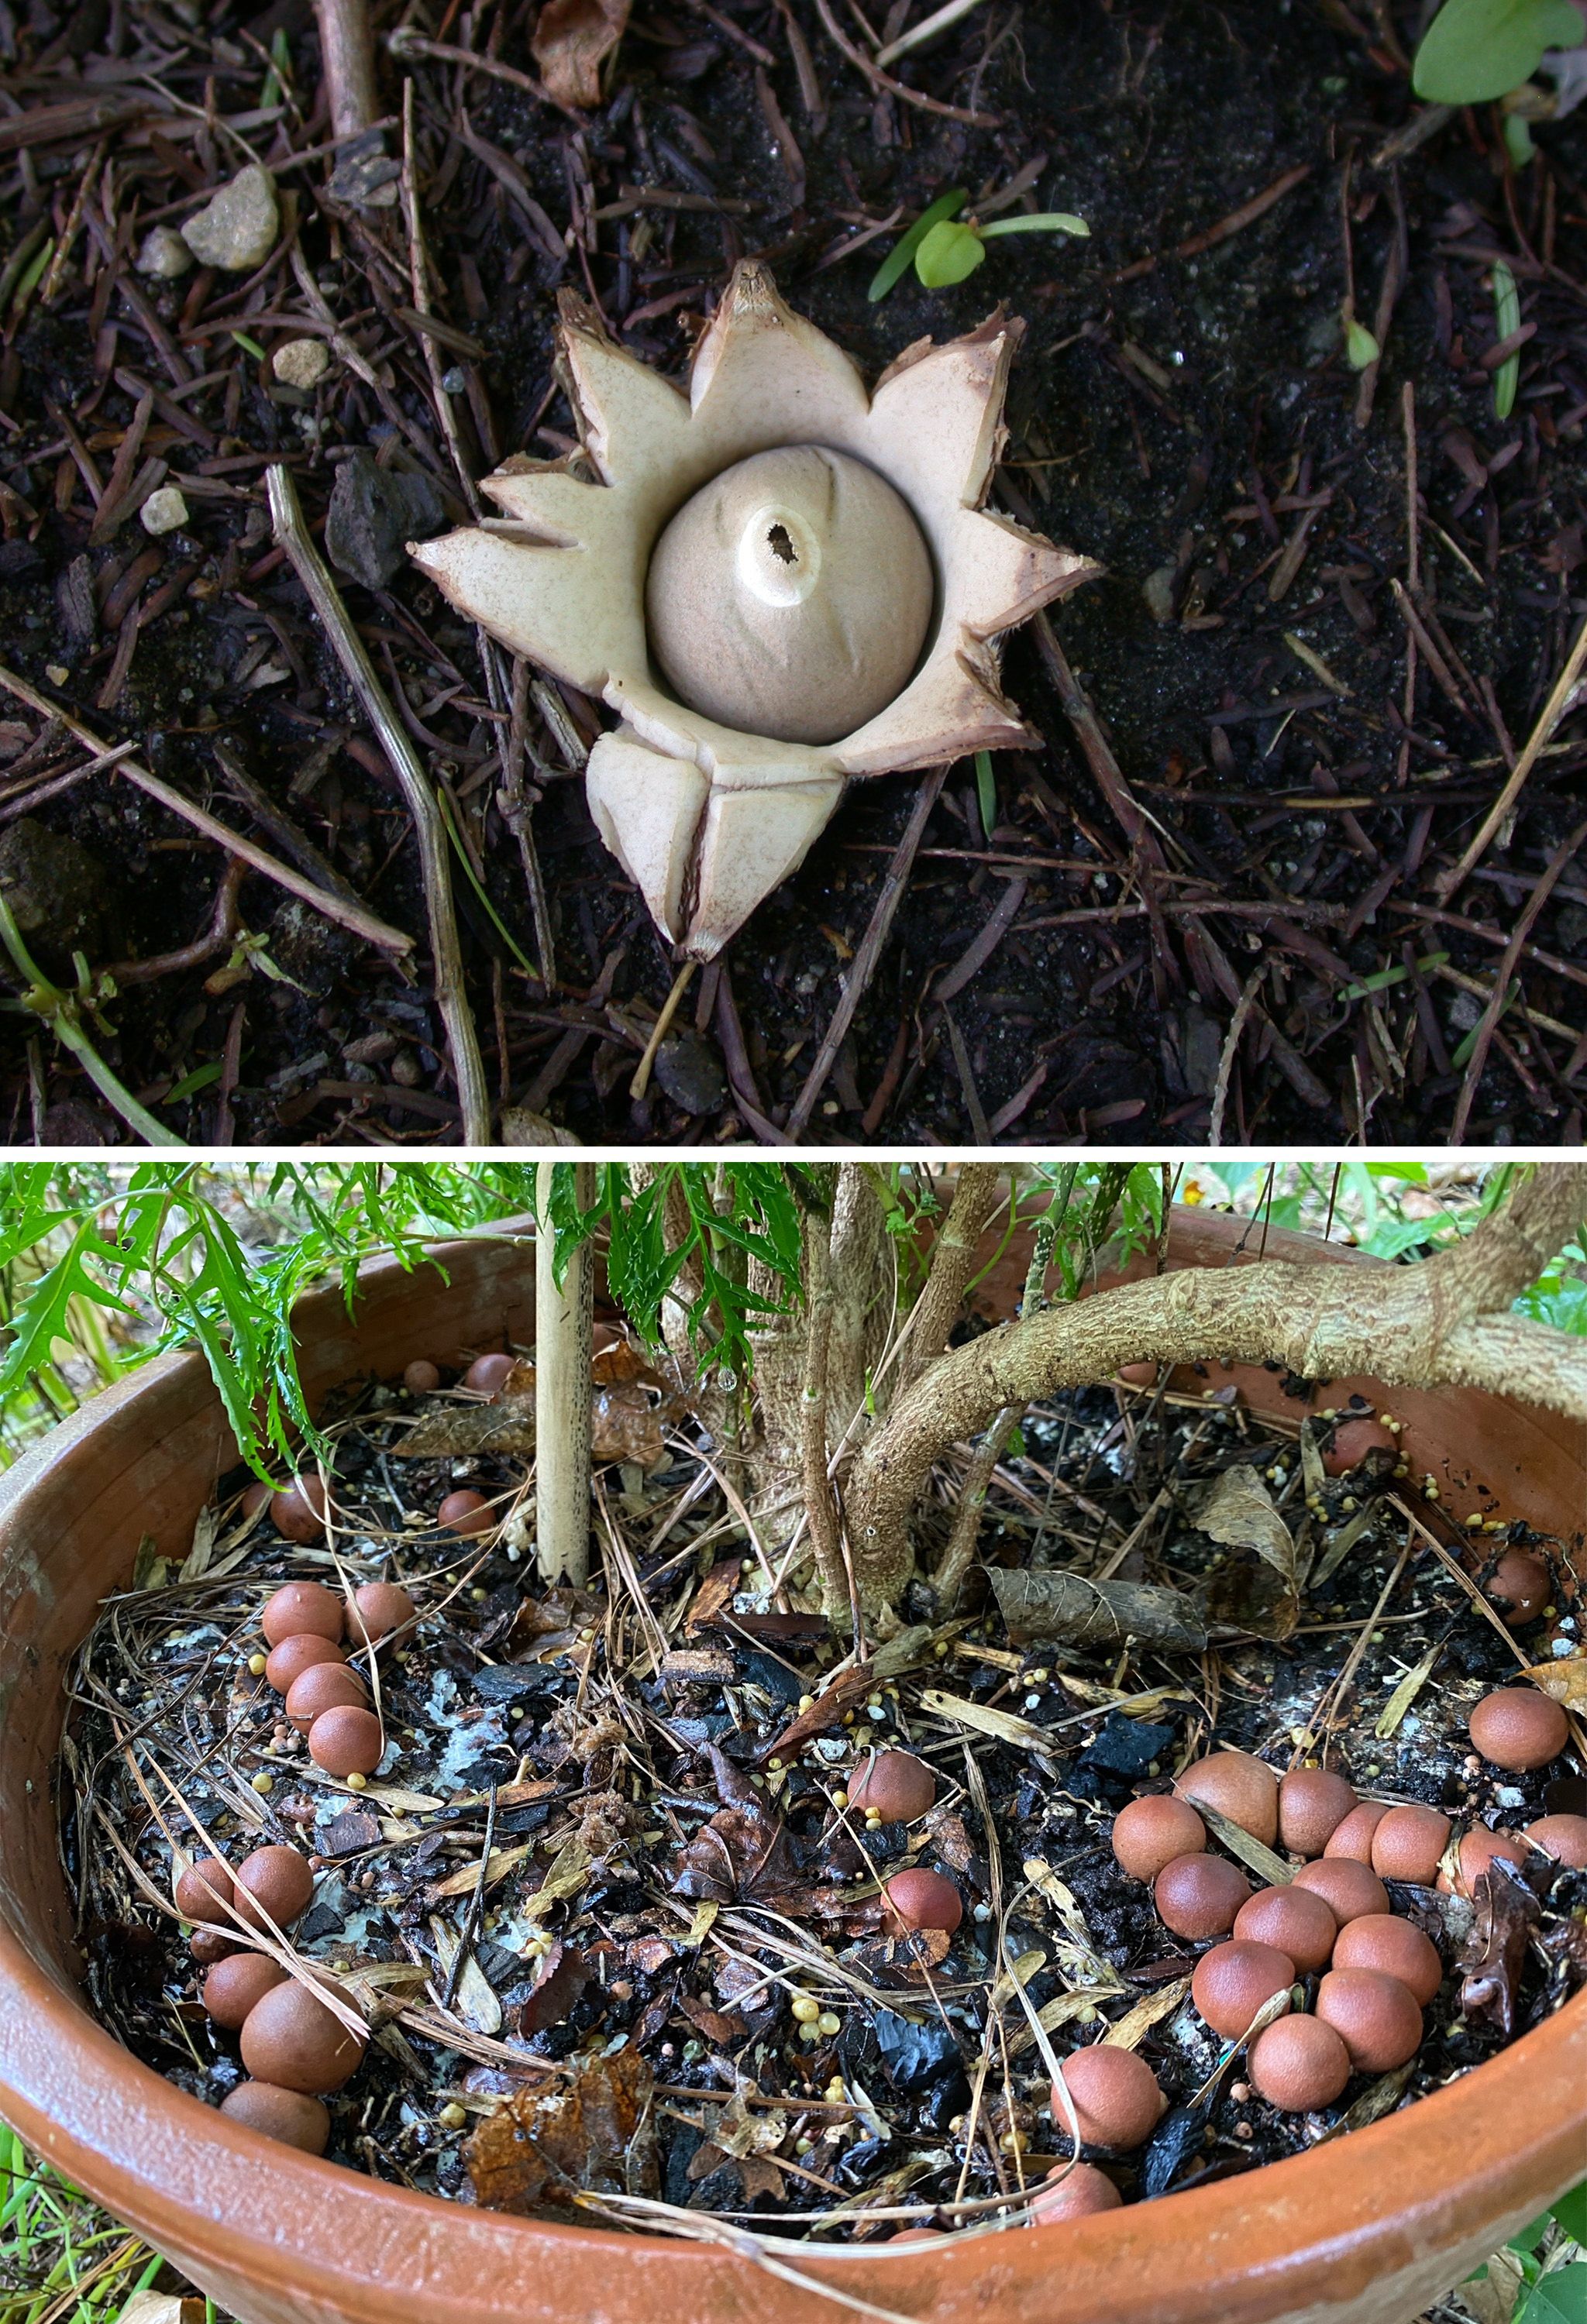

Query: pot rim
left=1, top=1214, right=1583, bottom=2324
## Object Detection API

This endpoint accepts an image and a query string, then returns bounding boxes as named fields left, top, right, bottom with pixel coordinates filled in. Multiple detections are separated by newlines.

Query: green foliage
left=1344, top=312, right=1381, bottom=368
left=1413, top=0, right=1583, bottom=104
left=867, top=188, right=966, bottom=300
left=869, top=195, right=1087, bottom=297
left=1497, top=2178, right=1587, bottom=2322
left=914, top=218, right=990, bottom=286
left=975, top=749, right=997, bottom=840
left=1, top=2128, right=177, bottom=2324
left=1491, top=257, right=1523, bottom=419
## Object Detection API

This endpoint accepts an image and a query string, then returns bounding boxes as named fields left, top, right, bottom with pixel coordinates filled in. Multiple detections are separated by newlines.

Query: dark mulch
left=61, top=1359, right=1586, bottom=2233
left=0, top=0, right=1583, bottom=1144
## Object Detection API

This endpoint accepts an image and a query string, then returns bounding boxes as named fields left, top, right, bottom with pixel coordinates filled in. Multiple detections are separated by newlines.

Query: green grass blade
left=867, top=188, right=967, bottom=301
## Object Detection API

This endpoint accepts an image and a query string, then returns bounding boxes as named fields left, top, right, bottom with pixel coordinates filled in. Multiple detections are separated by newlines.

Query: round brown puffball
left=849, top=1750, right=936, bottom=1823
left=1111, top=1794, right=1207, bottom=1882
left=232, top=1844, right=315, bottom=1931
left=264, top=1632, right=347, bottom=1696
left=1154, top=1851, right=1251, bottom=1941
left=437, top=1488, right=493, bottom=1536
left=204, top=1952, right=288, bottom=2030
left=1330, top=1914, right=1442, bottom=2008
left=645, top=445, right=935, bottom=749
left=1115, top=1362, right=1159, bottom=1387
left=270, top=1476, right=328, bottom=1545
left=402, top=1359, right=441, bottom=1394
left=463, top=1352, right=515, bottom=1394
left=261, top=1579, right=343, bottom=1648
left=1248, top=2013, right=1351, bottom=2113
left=1173, top=1750, right=1279, bottom=1846
left=189, top=1927, right=239, bottom=1965
left=1050, top=2044, right=1164, bottom=2150
left=346, top=1580, right=417, bottom=1648
left=284, top=1661, right=368, bottom=1735
left=308, top=1703, right=384, bottom=1779
left=1441, top=1824, right=1530, bottom=1896
left=1232, top=1882, right=1338, bottom=1973
left=239, top=1480, right=272, bottom=1521
left=1292, top=1858, right=1389, bottom=1924
left=239, top=1978, right=363, bottom=2093
left=1322, top=1417, right=1396, bottom=1476
left=1191, top=1939, right=1296, bottom=2040
left=1484, top=1550, right=1551, bottom=1625
left=1523, top=1813, right=1587, bottom=1868
left=1324, top=1801, right=1390, bottom=1864
left=1029, top=2162, right=1123, bottom=2223
left=174, top=1855, right=234, bottom=1924
left=220, top=2080, right=331, bottom=2154
left=881, top=1868, right=962, bottom=1936
left=1278, top=1766, right=1358, bottom=1858
left=1370, top=1803, right=1452, bottom=1886
left=1315, top=1967, right=1421, bottom=2071
left=1468, top=1688, right=1568, bottom=1772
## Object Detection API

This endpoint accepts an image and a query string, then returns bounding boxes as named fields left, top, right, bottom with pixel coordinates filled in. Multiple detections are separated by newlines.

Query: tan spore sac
left=411, top=263, right=1096, bottom=957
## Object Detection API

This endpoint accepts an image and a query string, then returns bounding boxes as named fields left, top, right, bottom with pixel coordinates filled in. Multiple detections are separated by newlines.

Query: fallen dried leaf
left=1459, top=1864, right=1540, bottom=2039
left=1520, top=1655, right=1587, bottom=1710
left=531, top=0, right=631, bottom=107
left=1194, top=1465, right=1296, bottom=1586
left=518, top=1940, right=590, bottom=2035
left=466, top=2047, right=656, bottom=2215
left=989, top=1566, right=1207, bottom=1653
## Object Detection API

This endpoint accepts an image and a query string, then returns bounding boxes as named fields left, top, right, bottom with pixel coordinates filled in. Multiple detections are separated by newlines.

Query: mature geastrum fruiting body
left=411, top=263, right=1096, bottom=958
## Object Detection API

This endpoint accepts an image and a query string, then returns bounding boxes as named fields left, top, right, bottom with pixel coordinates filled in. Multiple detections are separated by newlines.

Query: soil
left=0, top=0, right=1584, bottom=1145
left=60, top=1349, right=1587, bottom=2239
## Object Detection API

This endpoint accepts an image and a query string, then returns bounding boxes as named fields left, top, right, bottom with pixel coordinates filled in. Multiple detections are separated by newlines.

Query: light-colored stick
left=1437, top=609, right=1587, bottom=901
left=535, top=1161, right=594, bottom=1587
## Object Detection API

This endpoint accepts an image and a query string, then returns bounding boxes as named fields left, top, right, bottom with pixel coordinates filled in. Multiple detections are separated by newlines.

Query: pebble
left=140, top=486, right=189, bottom=537
left=325, top=448, right=446, bottom=587
left=181, top=165, right=280, bottom=271
left=273, top=337, right=330, bottom=390
left=653, top=1031, right=728, bottom=1116
left=136, top=225, right=193, bottom=278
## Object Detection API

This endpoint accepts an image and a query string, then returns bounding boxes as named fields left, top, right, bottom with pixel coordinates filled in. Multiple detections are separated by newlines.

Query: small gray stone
left=136, top=225, right=194, bottom=279
left=653, top=1031, right=728, bottom=1115
left=1142, top=563, right=1179, bottom=624
left=272, top=336, right=329, bottom=390
left=325, top=449, right=447, bottom=587
left=0, top=817, right=119, bottom=975
left=181, top=164, right=279, bottom=272
left=140, top=486, right=189, bottom=536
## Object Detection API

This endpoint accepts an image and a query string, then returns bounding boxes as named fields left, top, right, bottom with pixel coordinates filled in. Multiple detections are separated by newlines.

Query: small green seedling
left=1343, top=311, right=1381, bottom=369
left=869, top=190, right=1088, bottom=300
left=1490, top=257, right=1522, bottom=418
left=1413, top=0, right=1583, bottom=105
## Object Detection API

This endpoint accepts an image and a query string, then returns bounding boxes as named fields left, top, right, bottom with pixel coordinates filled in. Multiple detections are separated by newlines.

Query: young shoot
left=869, top=190, right=1089, bottom=299
left=1412, top=0, right=1583, bottom=105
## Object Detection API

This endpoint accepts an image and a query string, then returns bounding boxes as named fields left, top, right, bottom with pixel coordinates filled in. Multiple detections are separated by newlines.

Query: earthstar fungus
left=411, top=263, right=1097, bottom=957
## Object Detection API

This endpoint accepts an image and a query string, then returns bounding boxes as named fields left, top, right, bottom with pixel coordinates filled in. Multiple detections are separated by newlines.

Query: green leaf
left=1492, top=257, right=1523, bottom=419
left=1413, top=0, right=1584, bottom=105
left=1344, top=314, right=1381, bottom=368
left=1551, top=2181, right=1587, bottom=2246
left=978, top=211, right=1090, bottom=239
left=867, top=187, right=967, bottom=302
left=1519, top=2261, right=1587, bottom=2324
left=975, top=749, right=997, bottom=840
left=1505, top=109, right=1537, bottom=163
left=1510, top=2209, right=1557, bottom=2254
left=914, top=220, right=987, bottom=287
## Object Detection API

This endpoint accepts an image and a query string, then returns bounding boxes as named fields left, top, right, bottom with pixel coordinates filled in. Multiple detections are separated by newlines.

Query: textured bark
left=895, top=1164, right=1003, bottom=1393
left=848, top=1165, right=1587, bottom=1613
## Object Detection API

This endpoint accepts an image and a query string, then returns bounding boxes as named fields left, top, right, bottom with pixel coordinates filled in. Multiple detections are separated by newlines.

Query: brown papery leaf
left=1520, top=1655, right=1587, bottom=1710
left=1458, top=1863, right=1540, bottom=2039
left=516, top=1940, right=590, bottom=2036
left=989, top=1566, right=1207, bottom=1652
left=466, top=2048, right=657, bottom=2215
left=531, top=0, right=630, bottom=107
left=1193, top=1464, right=1296, bottom=1587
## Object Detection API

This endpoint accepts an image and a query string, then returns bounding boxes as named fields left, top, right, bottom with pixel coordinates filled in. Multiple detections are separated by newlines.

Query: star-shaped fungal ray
left=868, top=315, right=1020, bottom=524
left=411, top=527, right=643, bottom=697
left=686, top=263, right=873, bottom=467
left=951, top=509, right=1100, bottom=641
left=836, top=634, right=1034, bottom=776
left=559, top=309, right=690, bottom=498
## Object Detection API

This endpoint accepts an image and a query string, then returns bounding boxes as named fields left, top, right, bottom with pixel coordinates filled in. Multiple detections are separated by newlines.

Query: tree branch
left=849, top=1166, right=1587, bottom=1612
left=535, top=1161, right=594, bottom=1585
left=897, top=1164, right=1003, bottom=1394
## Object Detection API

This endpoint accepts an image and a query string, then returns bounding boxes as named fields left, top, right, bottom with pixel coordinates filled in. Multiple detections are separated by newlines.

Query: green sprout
left=1413, top=0, right=1583, bottom=105
left=1343, top=311, right=1381, bottom=369
left=1490, top=258, right=1522, bottom=418
left=869, top=191, right=1089, bottom=301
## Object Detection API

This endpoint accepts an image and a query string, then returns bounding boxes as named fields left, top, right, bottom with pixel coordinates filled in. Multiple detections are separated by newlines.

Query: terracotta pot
left=0, top=1212, right=1582, bottom=2324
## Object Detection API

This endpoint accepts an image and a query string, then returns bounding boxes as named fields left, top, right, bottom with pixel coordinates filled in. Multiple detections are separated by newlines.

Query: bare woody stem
left=850, top=1165, right=1587, bottom=1614
left=797, top=1172, right=851, bottom=1622
left=535, top=1163, right=594, bottom=1586
left=897, top=1164, right=1003, bottom=1394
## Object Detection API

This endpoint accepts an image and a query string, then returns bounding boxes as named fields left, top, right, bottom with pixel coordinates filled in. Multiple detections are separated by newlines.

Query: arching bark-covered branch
left=846, top=1166, right=1587, bottom=1613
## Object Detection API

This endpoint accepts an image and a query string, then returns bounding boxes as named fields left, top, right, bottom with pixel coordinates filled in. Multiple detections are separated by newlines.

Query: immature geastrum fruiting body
left=411, top=263, right=1096, bottom=959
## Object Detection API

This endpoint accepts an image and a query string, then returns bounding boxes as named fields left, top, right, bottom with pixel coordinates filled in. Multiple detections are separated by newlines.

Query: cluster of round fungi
left=257, top=1575, right=414, bottom=1783
left=176, top=1841, right=363, bottom=2154
left=1096, top=1686, right=1582, bottom=2144
left=838, top=1751, right=966, bottom=1939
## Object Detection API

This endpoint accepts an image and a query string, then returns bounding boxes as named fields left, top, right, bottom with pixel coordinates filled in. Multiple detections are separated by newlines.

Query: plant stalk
left=535, top=1162, right=594, bottom=1587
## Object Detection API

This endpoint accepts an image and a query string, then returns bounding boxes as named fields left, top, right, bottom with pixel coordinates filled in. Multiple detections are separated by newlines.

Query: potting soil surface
left=60, top=1348, right=1587, bottom=2236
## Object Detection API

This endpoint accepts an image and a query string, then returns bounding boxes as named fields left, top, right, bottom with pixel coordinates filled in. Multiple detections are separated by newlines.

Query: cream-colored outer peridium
left=645, top=445, right=935, bottom=747
left=411, top=263, right=1099, bottom=960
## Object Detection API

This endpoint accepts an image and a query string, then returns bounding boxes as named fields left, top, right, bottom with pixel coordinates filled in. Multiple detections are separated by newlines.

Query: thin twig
left=1437, top=612, right=1587, bottom=901
left=1450, top=816, right=1587, bottom=1144
left=810, top=0, right=1000, bottom=127
left=787, top=769, right=948, bottom=1138
left=266, top=463, right=491, bottom=1143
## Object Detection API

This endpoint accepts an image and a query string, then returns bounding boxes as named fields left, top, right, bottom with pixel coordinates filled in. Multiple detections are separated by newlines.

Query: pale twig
left=313, top=0, right=379, bottom=142
left=630, top=960, right=697, bottom=1099
left=876, top=0, right=991, bottom=65
left=810, top=0, right=1000, bottom=126
left=1437, top=612, right=1587, bottom=901
left=266, top=462, right=491, bottom=1142
left=0, top=666, right=414, bottom=958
